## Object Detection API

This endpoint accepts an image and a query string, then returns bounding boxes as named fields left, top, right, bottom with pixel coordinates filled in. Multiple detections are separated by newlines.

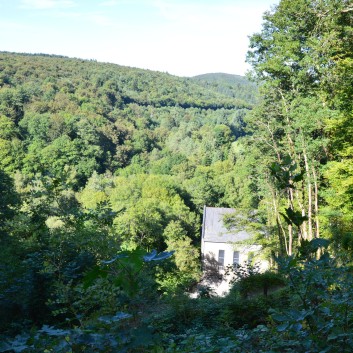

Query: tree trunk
left=295, top=187, right=307, bottom=242
left=312, top=165, right=320, bottom=238
left=288, top=190, right=294, bottom=255
left=288, top=224, right=293, bottom=256
left=303, top=149, right=313, bottom=241
left=271, top=186, right=288, bottom=255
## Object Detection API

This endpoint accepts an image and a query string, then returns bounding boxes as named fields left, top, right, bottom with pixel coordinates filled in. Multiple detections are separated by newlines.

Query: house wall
left=200, top=241, right=270, bottom=296
left=202, top=241, right=261, bottom=268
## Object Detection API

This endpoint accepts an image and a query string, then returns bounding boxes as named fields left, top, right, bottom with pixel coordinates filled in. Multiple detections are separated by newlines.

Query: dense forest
left=1, top=0, right=353, bottom=351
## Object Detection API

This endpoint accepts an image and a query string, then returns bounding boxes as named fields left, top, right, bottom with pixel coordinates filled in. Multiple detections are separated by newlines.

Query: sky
left=0, top=0, right=278, bottom=77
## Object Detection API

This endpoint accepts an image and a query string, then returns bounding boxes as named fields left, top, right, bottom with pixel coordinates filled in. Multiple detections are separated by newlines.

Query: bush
left=219, top=296, right=272, bottom=328
left=233, top=271, right=286, bottom=298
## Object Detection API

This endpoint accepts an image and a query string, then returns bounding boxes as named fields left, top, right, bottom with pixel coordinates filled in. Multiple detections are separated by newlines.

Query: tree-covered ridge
left=0, top=51, right=252, bottom=184
left=0, top=52, right=252, bottom=110
left=192, top=72, right=258, bottom=103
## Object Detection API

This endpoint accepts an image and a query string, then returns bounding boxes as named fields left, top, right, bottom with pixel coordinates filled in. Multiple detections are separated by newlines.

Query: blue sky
left=0, top=0, right=278, bottom=77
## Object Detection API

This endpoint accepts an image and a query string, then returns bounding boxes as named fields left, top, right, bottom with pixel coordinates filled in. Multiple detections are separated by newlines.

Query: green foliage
left=226, top=261, right=285, bottom=298
left=163, top=221, right=199, bottom=275
left=269, top=156, right=304, bottom=190
left=266, top=240, right=353, bottom=352
left=84, top=248, right=174, bottom=298
left=155, top=221, right=200, bottom=293
left=238, top=0, right=353, bottom=257
left=2, top=3, right=353, bottom=349
left=0, top=169, right=19, bottom=228
left=0, top=52, right=251, bottom=189
left=192, top=73, right=258, bottom=105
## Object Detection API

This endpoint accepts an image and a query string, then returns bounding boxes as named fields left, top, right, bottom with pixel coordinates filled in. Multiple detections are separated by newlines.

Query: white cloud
left=0, top=20, right=28, bottom=31
left=99, top=0, right=118, bottom=6
left=53, top=9, right=115, bottom=27
left=88, top=13, right=114, bottom=27
left=99, top=0, right=153, bottom=6
left=152, top=1, right=267, bottom=31
left=20, top=0, right=75, bottom=10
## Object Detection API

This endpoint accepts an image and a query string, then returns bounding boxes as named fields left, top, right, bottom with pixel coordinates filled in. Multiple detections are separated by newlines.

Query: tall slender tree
left=242, top=0, right=353, bottom=254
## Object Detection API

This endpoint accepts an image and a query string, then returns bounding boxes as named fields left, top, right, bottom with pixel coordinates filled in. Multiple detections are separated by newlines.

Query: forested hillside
left=0, top=52, right=253, bottom=180
left=0, top=51, right=257, bottom=351
left=192, top=72, right=258, bottom=103
left=1, top=0, right=353, bottom=350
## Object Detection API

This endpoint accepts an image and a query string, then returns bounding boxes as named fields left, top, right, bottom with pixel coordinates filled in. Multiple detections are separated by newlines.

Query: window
left=218, top=250, right=225, bottom=270
left=233, top=251, right=240, bottom=265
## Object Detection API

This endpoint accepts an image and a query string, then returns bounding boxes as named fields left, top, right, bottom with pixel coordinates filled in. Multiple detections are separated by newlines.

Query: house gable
left=201, top=206, right=260, bottom=271
left=200, top=206, right=269, bottom=296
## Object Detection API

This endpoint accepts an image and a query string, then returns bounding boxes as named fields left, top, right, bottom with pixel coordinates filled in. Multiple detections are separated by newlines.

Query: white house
left=200, top=206, right=268, bottom=295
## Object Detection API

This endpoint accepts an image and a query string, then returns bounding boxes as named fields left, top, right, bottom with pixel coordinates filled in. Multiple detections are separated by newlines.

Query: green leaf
left=0, top=342, right=12, bottom=353
left=282, top=208, right=308, bottom=227
left=277, top=323, right=289, bottom=332
left=98, top=312, right=132, bottom=324
left=280, top=212, right=292, bottom=226
left=143, top=250, right=175, bottom=262
left=83, top=266, right=108, bottom=289
left=101, top=254, right=128, bottom=264
left=143, top=249, right=157, bottom=262
left=309, top=238, right=330, bottom=251
left=271, top=314, right=288, bottom=322
left=39, top=325, right=70, bottom=336
left=291, top=323, right=302, bottom=332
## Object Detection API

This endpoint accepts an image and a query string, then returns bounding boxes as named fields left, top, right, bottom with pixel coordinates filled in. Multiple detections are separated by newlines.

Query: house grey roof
left=202, top=206, right=253, bottom=243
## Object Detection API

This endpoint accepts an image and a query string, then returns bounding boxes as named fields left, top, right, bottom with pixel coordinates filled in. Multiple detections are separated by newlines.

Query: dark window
left=233, top=251, right=240, bottom=265
left=218, top=250, right=225, bottom=270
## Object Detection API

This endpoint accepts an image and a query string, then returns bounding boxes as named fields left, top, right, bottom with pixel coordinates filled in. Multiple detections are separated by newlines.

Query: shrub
left=233, top=271, right=286, bottom=298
